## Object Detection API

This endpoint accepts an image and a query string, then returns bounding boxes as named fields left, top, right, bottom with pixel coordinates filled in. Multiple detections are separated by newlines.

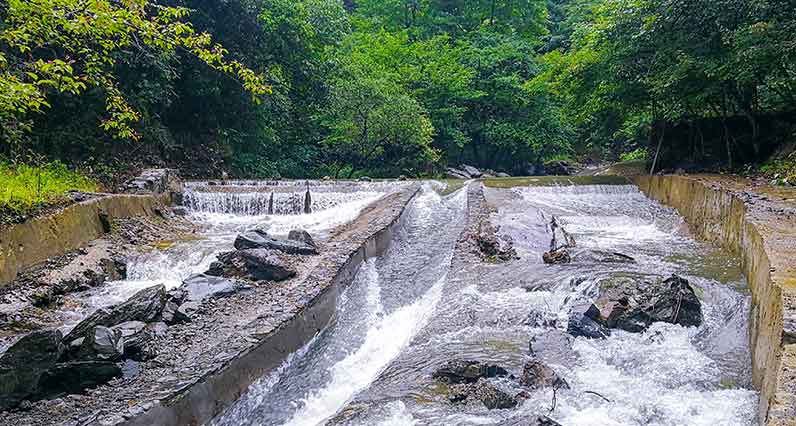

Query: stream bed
left=213, top=180, right=758, bottom=426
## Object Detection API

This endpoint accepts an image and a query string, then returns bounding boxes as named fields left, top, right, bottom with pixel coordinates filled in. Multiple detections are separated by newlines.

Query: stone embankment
left=635, top=175, right=796, bottom=426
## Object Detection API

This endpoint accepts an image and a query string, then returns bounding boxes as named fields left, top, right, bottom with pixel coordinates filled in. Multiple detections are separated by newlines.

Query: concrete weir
left=635, top=175, right=796, bottom=426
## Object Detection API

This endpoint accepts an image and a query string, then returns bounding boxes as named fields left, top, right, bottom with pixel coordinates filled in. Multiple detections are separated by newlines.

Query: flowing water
left=213, top=181, right=758, bottom=426
left=57, top=181, right=397, bottom=333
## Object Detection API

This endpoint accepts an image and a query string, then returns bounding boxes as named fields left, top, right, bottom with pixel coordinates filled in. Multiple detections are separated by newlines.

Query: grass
left=0, top=162, right=99, bottom=222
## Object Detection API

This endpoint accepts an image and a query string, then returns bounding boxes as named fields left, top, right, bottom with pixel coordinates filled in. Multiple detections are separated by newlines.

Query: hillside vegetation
left=0, top=0, right=794, bottom=179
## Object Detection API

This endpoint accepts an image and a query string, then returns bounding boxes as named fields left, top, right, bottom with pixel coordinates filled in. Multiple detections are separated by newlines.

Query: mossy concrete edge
left=635, top=175, right=796, bottom=426
left=0, top=193, right=171, bottom=286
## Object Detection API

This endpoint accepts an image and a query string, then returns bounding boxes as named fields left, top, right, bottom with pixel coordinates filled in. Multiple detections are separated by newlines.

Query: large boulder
left=519, top=360, right=569, bottom=390
left=432, top=360, right=509, bottom=384
left=64, top=285, right=167, bottom=342
left=448, top=380, right=517, bottom=410
left=0, top=330, right=63, bottom=410
left=32, top=361, right=122, bottom=401
left=234, top=230, right=318, bottom=255
left=594, top=274, right=703, bottom=333
left=207, top=249, right=296, bottom=282
left=567, top=303, right=610, bottom=339
left=74, top=326, right=124, bottom=361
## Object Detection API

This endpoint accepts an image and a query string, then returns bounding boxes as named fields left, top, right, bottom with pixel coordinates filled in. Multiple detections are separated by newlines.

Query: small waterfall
left=180, top=182, right=391, bottom=216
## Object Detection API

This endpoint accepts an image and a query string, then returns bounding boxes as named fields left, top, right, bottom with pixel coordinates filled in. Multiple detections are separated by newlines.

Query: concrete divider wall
left=121, top=186, right=421, bottom=426
left=635, top=175, right=796, bottom=426
left=0, top=194, right=170, bottom=286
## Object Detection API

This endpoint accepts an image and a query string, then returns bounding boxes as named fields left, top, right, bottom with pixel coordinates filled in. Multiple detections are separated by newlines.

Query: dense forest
left=1, top=0, right=795, bottom=180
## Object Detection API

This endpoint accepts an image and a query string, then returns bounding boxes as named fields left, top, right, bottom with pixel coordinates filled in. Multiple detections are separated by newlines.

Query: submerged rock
left=64, top=285, right=167, bottom=342
left=207, top=249, right=296, bottom=282
left=498, top=416, right=562, bottom=426
left=594, top=274, right=702, bottom=332
left=0, top=330, right=63, bottom=410
left=449, top=380, right=517, bottom=410
left=567, top=303, right=610, bottom=339
left=519, top=360, right=569, bottom=390
left=32, top=361, right=122, bottom=401
left=571, top=250, right=636, bottom=264
left=432, top=360, right=509, bottom=384
left=529, top=330, right=577, bottom=364
left=234, top=230, right=318, bottom=255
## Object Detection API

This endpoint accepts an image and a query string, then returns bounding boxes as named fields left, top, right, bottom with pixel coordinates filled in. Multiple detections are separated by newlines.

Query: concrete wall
left=120, top=187, right=420, bottom=426
left=0, top=194, right=169, bottom=286
left=635, top=175, right=796, bottom=426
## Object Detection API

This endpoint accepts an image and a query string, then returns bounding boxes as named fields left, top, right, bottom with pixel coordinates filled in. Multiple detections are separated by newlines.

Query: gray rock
left=64, top=285, right=167, bottom=342
left=449, top=380, right=517, bottom=409
left=496, top=172, right=511, bottom=178
left=358, top=176, right=373, bottom=182
left=498, top=416, right=562, bottom=426
left=460, top=164, right=483, bottom=178
left=123, top=169, right=180, bottom=194
left=234, top=230, right=318, bottom=255
left=571, top=250, right=636, bottom=264
left=432, top=360, right=509, bottom=384
left=445, top=168, right=470, bottom=180
left=519, top=360, right=569, bottom=390
left=0, top=330, right=63, bottom=410
left=111, top=322, right=152, bottom=361
left=175, top=302, right=201, bottom=323
left=32, top=361, right=122, bottom=401
left=567, top=304, right=610, bottom=339
left=180, top=274, right=249, bottom=302
left=207, top=249, right=297, bottom=282
left=594, top=274, right=702, bottom=333
left=76, top=326, right=124, bottom=361
left=288, top=229, right=317, bottom=249
left=172, top=206, right=190, bottom=216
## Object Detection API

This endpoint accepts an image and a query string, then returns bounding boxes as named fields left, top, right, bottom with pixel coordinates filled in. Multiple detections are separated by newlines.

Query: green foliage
left=620, top=148, right=648, bottom=163
left=0, top=0, right=269, bottom=143
left=0, top=161, right=98, bottom=219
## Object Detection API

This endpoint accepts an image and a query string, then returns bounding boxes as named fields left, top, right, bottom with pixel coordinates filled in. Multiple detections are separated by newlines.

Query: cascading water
left=212, top=184, right=469, bottom=426
left=215, top=181, right=758, bottom=426
left=57, top=181, right=396, bottom=333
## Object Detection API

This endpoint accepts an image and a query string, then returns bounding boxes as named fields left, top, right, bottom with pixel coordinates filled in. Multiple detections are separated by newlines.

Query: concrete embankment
left=1, top=184, right=420, bottom=426
left=0, top=194, right=170, bottom=286
left=635, top=175, right=796, bottom=426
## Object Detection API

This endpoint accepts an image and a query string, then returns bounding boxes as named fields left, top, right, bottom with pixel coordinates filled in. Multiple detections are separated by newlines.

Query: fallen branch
left=584, top=390, right=611, bottom=403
